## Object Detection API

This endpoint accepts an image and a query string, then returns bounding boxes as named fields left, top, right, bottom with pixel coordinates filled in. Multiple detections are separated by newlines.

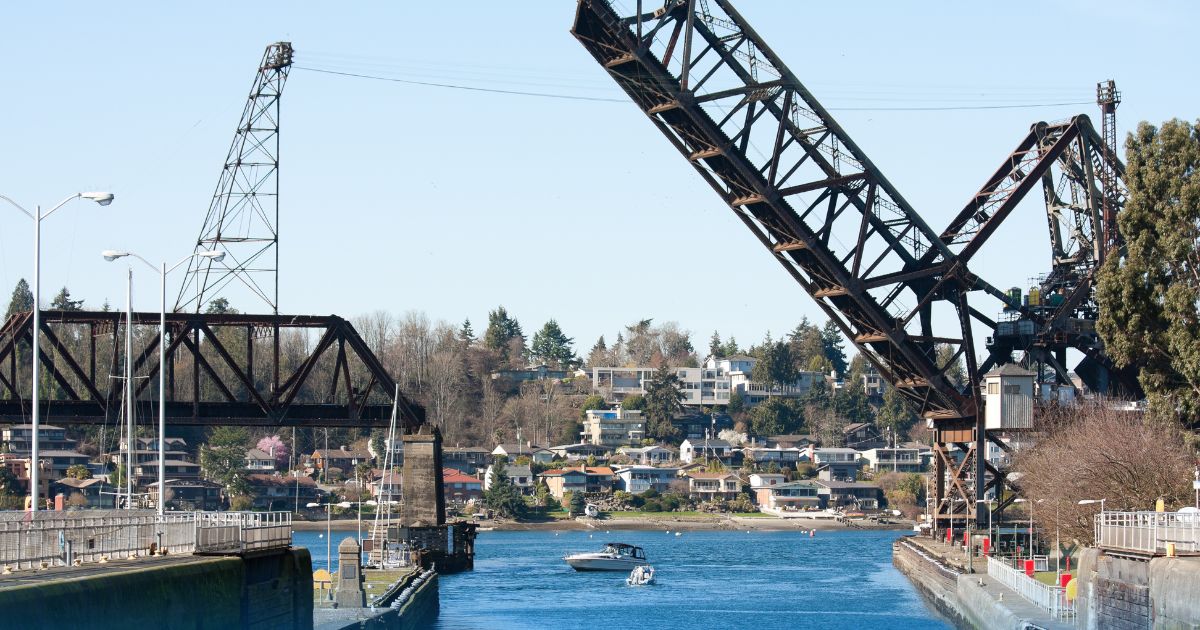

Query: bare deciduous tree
left=1013, top=402, right=1196, bottom=544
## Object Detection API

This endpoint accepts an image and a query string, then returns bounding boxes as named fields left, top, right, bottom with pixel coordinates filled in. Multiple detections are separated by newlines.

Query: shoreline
left=290, top=514, right=914, bottom=533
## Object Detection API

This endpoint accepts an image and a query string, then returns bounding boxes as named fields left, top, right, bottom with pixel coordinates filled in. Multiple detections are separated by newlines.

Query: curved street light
left=102, top=249, right=224, bottom=515
left=0, top=191, right=114, bottom=512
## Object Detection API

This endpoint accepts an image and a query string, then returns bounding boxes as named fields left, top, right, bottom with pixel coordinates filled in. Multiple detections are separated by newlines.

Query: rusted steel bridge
left=0, top=310, right=423, bottom=429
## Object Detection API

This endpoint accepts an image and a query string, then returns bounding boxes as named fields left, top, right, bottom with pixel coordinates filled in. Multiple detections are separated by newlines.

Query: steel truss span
left=0, top=310, right=424, bottom=429
left=571, top=0, right=1132, bottom=527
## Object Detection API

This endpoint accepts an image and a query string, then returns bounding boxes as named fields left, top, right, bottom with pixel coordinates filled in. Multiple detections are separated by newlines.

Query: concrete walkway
left=0, top=554, right=218, bottom=590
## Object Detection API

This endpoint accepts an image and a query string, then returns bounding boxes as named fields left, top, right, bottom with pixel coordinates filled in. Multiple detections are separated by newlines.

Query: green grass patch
left=731, top=512, right=774, bottom=518
left=605, top=511, right=716, bottom=518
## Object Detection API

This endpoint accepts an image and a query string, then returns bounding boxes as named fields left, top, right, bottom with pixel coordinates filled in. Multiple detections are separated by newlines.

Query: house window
left=1004, top=384, right=1021, bottom=394
left=987, top=382, right=999, bottom=395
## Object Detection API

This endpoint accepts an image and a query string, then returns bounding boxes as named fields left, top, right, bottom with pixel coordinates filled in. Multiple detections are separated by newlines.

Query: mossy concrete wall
left=0, top=547, right=313, bottom=630
left=1077, top=548, right=1200, bottom=630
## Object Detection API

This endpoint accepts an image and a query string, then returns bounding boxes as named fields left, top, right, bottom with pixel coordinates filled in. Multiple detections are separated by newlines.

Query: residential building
left=52, top=477, right=114, bottom=509
left=370, top=470, right=403, bottom=501
left=767, top=434, right=820, bottom=449
left=679, top=438, right=732, bottom=465
left=747, top=473, right=786, bottom=490
left=742, top=447, right=808, bottom=466
left=579, top=408, right=645, bottom=448
left=245, top=448, right=276, bottom=472
left=616, top=445, right=677, bottom=465
left=842, top=423, right=886, bottom=450
left=708, top=356, right=823, bottom=405
left=548, top=443, right=612, bottom=462
left=538, top=466, right=615, bottom=500
left=685, top=472, right=741, bottom=502
left=491, top=365, right=570, bottom=384
left=491, top=444, right=554, bottom=465
left=813, top=479, right=884, bottom=510
left=483, top=464, right=534, bottom=494
left=443, top=468, right=483, bottom=504
left=756, top=480, right=822, bottom=511
left=592, top=366, right=732, bottom=406
left=613, top=465, right=680, bottom=494
left=671, top=413, right=734, bottom=441
left=150, top=479, right=223, bottom=511
left=311, top=447, right=372, bottom=476
left=245, top=473, right=320, bottom=511
left=2, top=424, right=75, bottom=453
left=367, top=437, right=404, bottom=466
left=811, top=447, right=861, bottom=482
left=134, top=459, right=201, bottom=489
left=442, top=446, right=491, bottom=474
left=862, top=369, right=885, bottom=397
left=38, top=450, right=90, bottom=480
left=860, top=447, right=923, bottom=473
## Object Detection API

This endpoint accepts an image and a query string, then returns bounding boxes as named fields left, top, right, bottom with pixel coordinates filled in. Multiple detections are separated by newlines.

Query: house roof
left=813, top=479, right=881, bottom=490
left=614, top=465, right=679, bottom=474
left=443, top=470, right=481, bottom=484
left=246, top=448, right=273, bottom=460
left=444, top=446, right=490, bottom=454
left=54, top=477, right=108, bottom=489
left=842, top=422, right=874, bottom=433
left=247, top=473, right=317, bottom=488
left=4, top=424, right=65, bottom=431
left=985, top=363, right=1036, bottom=378
left=539, top=466, right=615, bottom=477
left=39, top=450, right=89, bottom=458
left=493, top=444, right=548, bottom=455
left=771, top=481, right=821, bottom=490
left=682, top=438, right=731, bottom=449
left=491, top=464, right=532, bottom=478
left=686, top=472, right=739, bottom=480
left=814, top=447, right=859, bottom=455
left=549, top=443, right=611, bottom=452
left=724, top=354, right=757, bottom=362
left=312, top=448, right=370, bottom=459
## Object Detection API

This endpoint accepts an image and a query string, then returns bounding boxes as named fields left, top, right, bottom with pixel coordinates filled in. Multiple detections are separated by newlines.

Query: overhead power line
left=295, top=66, right=1091, bottom=112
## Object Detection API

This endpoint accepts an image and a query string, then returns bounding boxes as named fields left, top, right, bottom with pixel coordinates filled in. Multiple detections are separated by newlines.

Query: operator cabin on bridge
left=982, top=364, right=1035, bottom=430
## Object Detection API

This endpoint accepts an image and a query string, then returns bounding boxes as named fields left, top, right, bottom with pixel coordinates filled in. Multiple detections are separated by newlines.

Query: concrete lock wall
left=0, top=547, right=313, bottom=630
left=1077, top=548, right=1200, bottom=630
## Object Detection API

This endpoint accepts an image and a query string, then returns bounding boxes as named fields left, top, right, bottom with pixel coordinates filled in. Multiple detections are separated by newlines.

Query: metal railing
left=0, top=510, right=197, bottom=570
left=1095, top=511, right=1200, bottom=555
left=987, top=555, right=1075, bottom=621
left=195, top=511, right=292, bottom=554
left=0, top=510, right=293, bottom=570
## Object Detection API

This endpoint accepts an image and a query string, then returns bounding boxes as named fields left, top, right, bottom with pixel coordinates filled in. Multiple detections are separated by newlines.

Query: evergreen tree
left=877, top=385, right=918, bottom=440
left=1097, top=118, right=1200, bottom=423
left=205, top=297, right=237, bottom=314
left=49, top=287, right=84, bottom=311
left=4, top=279, right=33, bottom=319
left=459, top=319, right=475, bottom=346
left=820, top=320, right=848, bottom=376
left=587, top=335, right=607, bottom=368
left=748, top=397, right=804, bottom=437
left=709, top=331, right=723, bottom=359
left=530, top=319, right=576, bottom=368
left=200, top=426, right=251, bottom=499
left=483, top=306, right=524, bottom=360
left=935, top=344, right=967, bottom=389
left=620, top=393, right=646, bottom=411
left=642, top=365, right=683, bottom=440
left=751, top=338, right=799, bottom=390
left=580, top=394, right=607, bottom=417
left=484, top=458, right=527, bottom=519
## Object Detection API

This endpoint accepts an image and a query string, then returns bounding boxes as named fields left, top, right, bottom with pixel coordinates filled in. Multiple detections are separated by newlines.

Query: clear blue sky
left=1, top=1, right=1195, bottom=356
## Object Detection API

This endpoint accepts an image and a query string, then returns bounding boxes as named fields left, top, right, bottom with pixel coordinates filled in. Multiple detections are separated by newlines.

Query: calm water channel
left=296, top=527, right=951, bottom=630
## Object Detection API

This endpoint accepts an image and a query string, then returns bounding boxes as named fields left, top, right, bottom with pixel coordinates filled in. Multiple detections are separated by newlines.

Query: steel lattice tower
left=177, top=42, right=293, bottom=314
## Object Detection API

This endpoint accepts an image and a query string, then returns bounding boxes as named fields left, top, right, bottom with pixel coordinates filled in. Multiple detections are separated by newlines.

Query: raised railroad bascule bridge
left=571, top=0, right=1140, bottom=531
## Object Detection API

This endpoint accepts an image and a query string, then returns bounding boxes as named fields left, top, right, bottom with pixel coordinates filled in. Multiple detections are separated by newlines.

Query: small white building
left=860, top=447, right=923, bottom=473
left=982, top=364, right=1035, bottom=430
left=491, top=444, right=554, bottom=465
left=680, top=438, right=732, bottom=464
left=484, top=464, right=534, bottom=494
left=613, top=465, right=680, bottom=495
left=580, top=408, right=646, bottom=448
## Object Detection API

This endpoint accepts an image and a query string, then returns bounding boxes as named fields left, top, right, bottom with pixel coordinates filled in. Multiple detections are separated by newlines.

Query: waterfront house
left=491, top=443, right=554, bottom=465
left=483, top=464, right=534, bottom=494
left=38, top=450, right=90, bottom=480
left=443, top=468, right=483, bottom=505
left=684, top=472, right=741, bottom=502
left=311, top=446, right=372, bottom=477
left=135, top=459, right=202, bottom=490
left=367, top=436, right=404, bottom=466
left=613, top=465, right=680, bottom=495
left=757, top=480, right=822, bottom=512
left=149, top=479, right=224, bottom=511
left=52, top=477, right=114, bottom=509
left=671, top=412, right=734, bottom=441
left=748, top=473, right=786, bottom=494
left=813, top=479, right=884, bottom=511
left=548, top=443, right=612, bottom=462
left=538, top=466, right=615, bottom=500
left=616, top=444, right=677, bottom=465
left=245, top=473, right=320, bottom=511
left=443, top=446, right=491, bottom=474
left=245, top=448, right=276, bottom=472
left=679, top=438, right=733, bottom=465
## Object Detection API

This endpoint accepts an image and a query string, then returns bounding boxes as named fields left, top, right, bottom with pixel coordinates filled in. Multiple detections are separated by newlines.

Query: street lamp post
left=1014, top=498, right=1043, bottom=560
left=102, top=249, right=224, bottom=516
left=0, top=191, right=114, bottom=513
left=1078, top=498, right=1107, bottom=548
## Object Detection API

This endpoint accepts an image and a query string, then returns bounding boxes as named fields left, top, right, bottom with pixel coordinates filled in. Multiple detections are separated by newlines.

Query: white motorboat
left=564, top=543, right=649, bottom=571
left=626, top=565, right=656, bottom=586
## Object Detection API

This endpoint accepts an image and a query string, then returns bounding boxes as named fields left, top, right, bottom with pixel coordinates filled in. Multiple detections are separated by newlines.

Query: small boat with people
left=563, top=542, right=649, bottom=571
left=626, top=564, right=656, bottom=586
